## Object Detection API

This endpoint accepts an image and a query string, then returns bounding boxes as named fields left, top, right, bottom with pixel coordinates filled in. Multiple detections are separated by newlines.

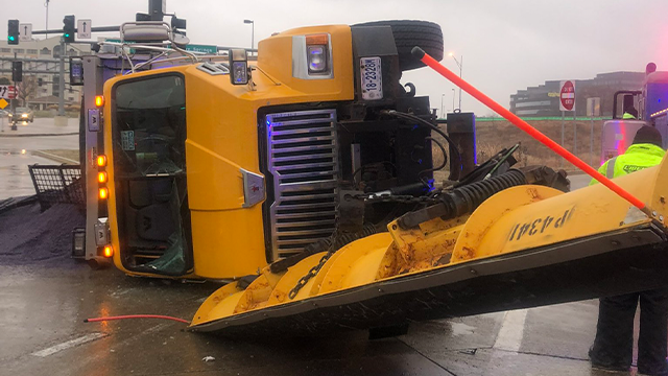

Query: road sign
left=105, top=39, right=218, bottom=54
left=19, top=23, right=32, bottom=42
left=77, top=19, right=92, bottom=39
left=0, top=85, right=17, bottom=100
left=559, top=80, right=576, bottom=112
left=185, top=44, right=218, bottom=54
left=0, top=98, right=8, bottom=109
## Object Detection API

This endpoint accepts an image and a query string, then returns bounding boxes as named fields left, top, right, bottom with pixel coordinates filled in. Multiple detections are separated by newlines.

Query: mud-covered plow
left=190, top=159, right=668, bottom=335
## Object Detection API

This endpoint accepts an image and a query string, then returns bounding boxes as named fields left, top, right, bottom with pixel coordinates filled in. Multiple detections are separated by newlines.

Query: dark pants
left=590, top=288, right=668, bottom=375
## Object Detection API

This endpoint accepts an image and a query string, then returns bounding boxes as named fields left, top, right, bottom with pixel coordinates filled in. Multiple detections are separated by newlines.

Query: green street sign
left=104, top=39, right=218, bottom=54
left=185, top=44, right=218, bottom=54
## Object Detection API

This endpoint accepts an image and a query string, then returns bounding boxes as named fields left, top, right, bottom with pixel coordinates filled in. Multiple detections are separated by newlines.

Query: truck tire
left=353, top=20, right=444, bottom=71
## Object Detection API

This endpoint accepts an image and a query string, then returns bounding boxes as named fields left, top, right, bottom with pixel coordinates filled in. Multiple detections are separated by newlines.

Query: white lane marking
left=32, top=333, right=106, bottom=357
left=493, top=309, right=528, bottom=352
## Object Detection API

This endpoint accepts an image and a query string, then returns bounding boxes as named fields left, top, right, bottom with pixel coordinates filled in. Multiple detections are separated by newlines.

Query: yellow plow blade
left=190, top=157, right=668, bottom=336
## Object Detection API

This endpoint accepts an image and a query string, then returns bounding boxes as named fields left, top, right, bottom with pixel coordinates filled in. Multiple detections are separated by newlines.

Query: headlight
left=307, top=45, right=328, bottom=73
left=21, top=114, right=28, bottom=118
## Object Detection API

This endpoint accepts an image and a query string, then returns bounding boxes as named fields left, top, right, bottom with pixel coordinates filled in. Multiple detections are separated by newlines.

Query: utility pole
left=440, top=94, right=445, bottom=118
left=448, top=53, right=463, bottom=111
left=58, top=37, right=65, bottom=116
left=458, top=55, right=463, bottom=111
left=11, top=52, right=17, bottom=114
left=45, top=0, right=50, bottom=39
left=244, top=20, right=255, bottom=50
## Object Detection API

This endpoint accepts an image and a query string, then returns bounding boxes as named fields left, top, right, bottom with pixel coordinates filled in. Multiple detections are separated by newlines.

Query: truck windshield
left=111, top=74, right=191, bottom=276
left=113, top=75, right=186, bottom=177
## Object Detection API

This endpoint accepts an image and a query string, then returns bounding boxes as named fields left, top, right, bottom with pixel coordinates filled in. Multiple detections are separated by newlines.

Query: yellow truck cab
left=82, top=20, right=446, bottom=279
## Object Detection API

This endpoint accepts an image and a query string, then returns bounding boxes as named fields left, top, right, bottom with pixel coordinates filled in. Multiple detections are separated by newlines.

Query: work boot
left=589, top=346, right=630, bottom=373
left=637, top=359, right=668, bottom=376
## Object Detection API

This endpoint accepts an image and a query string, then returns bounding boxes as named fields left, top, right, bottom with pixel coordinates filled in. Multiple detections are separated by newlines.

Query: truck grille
left=266, top=109, right=339, bottom=260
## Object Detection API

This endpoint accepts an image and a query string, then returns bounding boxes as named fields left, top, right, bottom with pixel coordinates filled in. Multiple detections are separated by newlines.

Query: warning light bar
left=650, top=107, right=668, bottom=118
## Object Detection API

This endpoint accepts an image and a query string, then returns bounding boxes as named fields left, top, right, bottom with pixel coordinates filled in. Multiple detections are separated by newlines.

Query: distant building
left=0, top=36, right=91, bottom=109
left=510, top=71, right=646, bottom=117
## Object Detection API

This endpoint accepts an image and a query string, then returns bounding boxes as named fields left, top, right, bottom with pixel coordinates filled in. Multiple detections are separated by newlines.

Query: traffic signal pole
left=58, top=37, right=65, bottom=116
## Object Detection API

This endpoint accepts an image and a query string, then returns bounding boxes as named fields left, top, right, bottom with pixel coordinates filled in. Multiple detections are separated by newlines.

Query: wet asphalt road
left=0, top=121, right=641, bottom=376
left=0, top=260, right=632, bottom=376
left=0, top=118, right=78, bottom=200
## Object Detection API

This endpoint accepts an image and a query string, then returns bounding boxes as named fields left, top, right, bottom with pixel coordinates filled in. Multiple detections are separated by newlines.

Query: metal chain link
left=288, top=200, right=341, bottom=300
left=352, top=192, right=441, bottom=205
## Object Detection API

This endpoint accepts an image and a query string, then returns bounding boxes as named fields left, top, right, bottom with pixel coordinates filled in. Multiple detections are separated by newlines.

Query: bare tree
left=16, top=76, right=38, bottom=107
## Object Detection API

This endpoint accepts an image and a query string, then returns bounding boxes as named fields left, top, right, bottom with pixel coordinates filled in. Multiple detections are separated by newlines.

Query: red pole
left=411, top=47, right=650, bottom=214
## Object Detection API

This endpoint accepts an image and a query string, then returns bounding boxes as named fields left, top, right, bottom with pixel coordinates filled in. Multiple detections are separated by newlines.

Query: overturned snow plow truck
left=78, top=20, right=668, bottom=336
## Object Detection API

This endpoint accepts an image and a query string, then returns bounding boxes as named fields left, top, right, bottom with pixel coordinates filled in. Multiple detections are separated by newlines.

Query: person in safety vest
left=622, top=107, right=639, bottom=120
left=589, top=125, right=668, bottom=375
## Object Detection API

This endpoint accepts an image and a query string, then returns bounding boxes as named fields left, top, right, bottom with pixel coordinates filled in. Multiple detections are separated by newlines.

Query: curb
left=0, top=132, right=78, bottom=138
left=32, top=150, right=79, bottom=164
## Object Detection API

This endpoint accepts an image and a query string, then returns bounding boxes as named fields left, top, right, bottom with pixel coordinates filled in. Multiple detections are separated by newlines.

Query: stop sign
left=559, top=80, right=576, bottom=112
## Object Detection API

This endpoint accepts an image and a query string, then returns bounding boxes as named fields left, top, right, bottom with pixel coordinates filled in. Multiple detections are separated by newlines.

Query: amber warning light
left=98, top=171, right=108, bottom=184
left=103, top=245, right=114, bottom=258
left=95, top=95, right=105, bottom=107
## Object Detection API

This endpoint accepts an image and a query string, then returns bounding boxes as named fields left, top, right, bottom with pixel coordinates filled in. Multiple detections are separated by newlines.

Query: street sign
left=105, top=38, right=218, bottom=54
left=19, top=23, right=32, bottom=42
left=185, top=44, right=218, bottom=54
left=0, top=85, right=17, bottom=100
left=0, top=98, right=8, bottom=109
left=559, top=80, right=576, bottom=112
left=77, top=19, right=92, bottom=39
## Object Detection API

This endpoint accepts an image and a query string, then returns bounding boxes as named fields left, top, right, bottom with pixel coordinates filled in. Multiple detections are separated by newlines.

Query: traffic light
left=63, top=15, right=75, bottom=43
left=8, top=20, right=19, bottom=45
left=12, top=61, right=23, bottom=82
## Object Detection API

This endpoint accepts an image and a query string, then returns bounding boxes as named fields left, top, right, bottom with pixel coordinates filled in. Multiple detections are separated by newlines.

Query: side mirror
left=229, top=49, right=249, bottom=85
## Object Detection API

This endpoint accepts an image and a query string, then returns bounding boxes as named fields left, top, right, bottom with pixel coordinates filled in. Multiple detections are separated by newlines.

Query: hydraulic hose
left=84, top=314, right=190, bottom=324
left=398, top=169, right=526, bottom=229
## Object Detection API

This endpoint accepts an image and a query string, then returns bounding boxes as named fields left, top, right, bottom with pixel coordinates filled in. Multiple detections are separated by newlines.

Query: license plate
left=360, top=57, right=383, bottom=100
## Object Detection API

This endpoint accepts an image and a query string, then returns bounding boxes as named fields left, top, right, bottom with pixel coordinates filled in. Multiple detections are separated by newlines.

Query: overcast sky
left=3, top=0, right=668, bottom=116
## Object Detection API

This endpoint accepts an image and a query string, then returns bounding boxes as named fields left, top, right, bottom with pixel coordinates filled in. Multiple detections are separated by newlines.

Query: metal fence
left=28, top=164, right=84, bottom=211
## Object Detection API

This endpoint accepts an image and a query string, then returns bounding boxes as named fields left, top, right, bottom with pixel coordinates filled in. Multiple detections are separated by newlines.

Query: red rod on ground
left=411, top=47, right=650, bottom=214
left=84, top=314, right=190, bottom=324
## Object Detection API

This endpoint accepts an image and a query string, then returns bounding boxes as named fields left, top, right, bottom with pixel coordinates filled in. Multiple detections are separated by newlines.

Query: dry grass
left=432, top=119, right=604, bottom=179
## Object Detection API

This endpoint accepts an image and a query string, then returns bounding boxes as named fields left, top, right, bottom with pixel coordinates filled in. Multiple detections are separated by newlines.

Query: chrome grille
left=266, top=109, right=339, bottom=260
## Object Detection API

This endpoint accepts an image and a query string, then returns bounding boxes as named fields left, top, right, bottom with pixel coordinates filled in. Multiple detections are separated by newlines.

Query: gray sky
left=3, top=0, right=668, bottom=115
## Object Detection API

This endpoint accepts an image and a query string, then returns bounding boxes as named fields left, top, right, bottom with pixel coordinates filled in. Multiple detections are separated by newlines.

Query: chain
left=288, top=251, right=333, bottom=300
left=286, top=192, right=439, bottom=300
left=288, top=200, right=341, bottom=300
left=352, top=192, right=441, bottom=205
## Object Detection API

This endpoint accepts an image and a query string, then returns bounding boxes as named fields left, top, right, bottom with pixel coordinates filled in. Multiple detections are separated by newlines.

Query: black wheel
left=353, top=20, right=444, bottom=71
